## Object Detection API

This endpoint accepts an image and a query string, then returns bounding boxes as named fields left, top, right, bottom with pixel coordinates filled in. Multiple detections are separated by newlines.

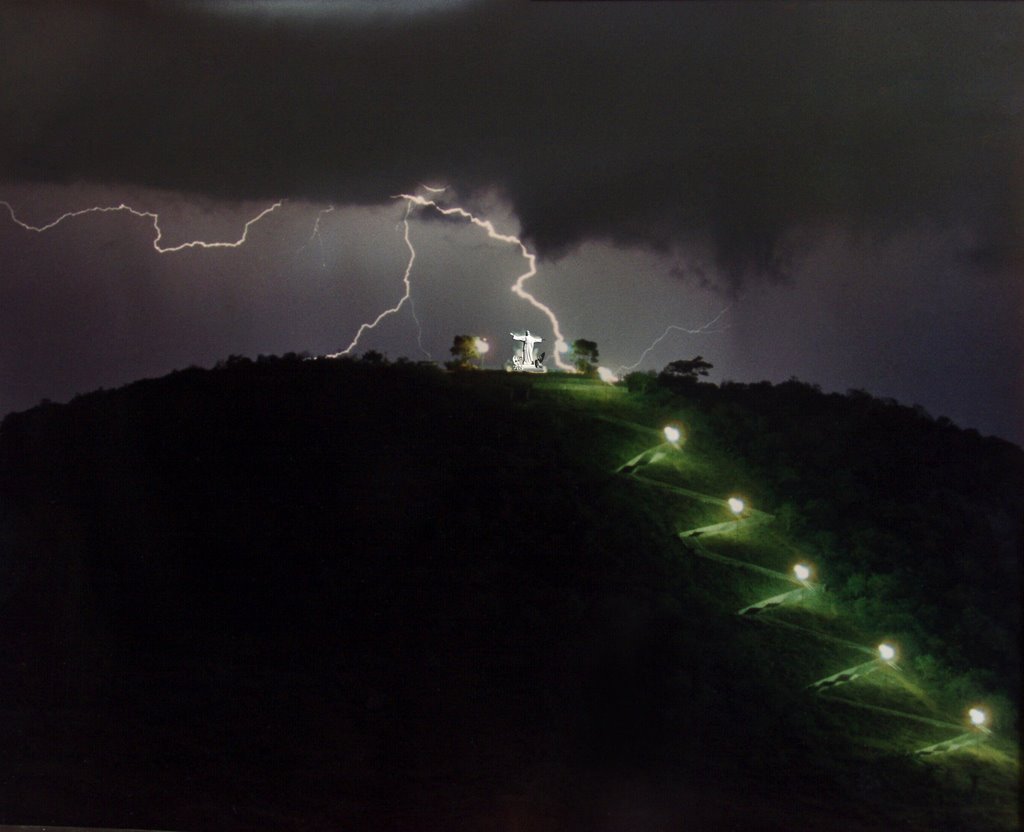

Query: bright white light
left=474, top=337, right=490, bottom=355
left=793, top=564, right=811, bottom=582
left=597, top=367, right=619, bottom=384
left=878, top=643, right=896, bottom=662
left=663, top=425, right=681, bottom=443
left=728, top=497, right=745, bottom=516
left=968, top=707, right=987, bottom=726
left=395, top=194, right=575, bottom=371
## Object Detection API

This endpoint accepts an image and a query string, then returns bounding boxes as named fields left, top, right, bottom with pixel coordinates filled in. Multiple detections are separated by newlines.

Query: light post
left=793, top=563, right=813, bottom=588
left=808, top=641, right=900, bottom=692
left=617, top=423, right=684, bottom=475
left=473, top=336, right=490, bottom=368
left=913, top=705, right=992, bottom=756
left=727, top=496, right=745, bottom=532
left=736, top=563, right=817, bottom=616
left=968, top=707, right=991, bottom=735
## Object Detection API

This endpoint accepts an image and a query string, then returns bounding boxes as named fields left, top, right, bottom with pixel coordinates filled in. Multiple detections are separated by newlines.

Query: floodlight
left=663, top=425, right=681, bottom=444
left=727, top=497, right=745, bottom=516
left=877, top=643, right=896, bottom=662
left=793, top=563, right=811, bottom=582
left=968, top=707, right=987, bottom=727
left=473, top=337, right=490, bottom=355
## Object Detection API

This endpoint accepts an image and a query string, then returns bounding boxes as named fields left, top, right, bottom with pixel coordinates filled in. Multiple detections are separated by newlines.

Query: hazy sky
left=1, top=1, right=1021, bottom=442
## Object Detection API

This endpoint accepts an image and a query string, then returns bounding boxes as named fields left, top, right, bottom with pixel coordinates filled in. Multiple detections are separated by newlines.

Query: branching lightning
left=325, top=200, right=419, bottom=358
left=392, top=193, right=574, bottom=371
left=7, top=190, right=692, bottom=377
left=0, top=199, right=283, bottom=253
left=616, top=307, right=730, bottom=375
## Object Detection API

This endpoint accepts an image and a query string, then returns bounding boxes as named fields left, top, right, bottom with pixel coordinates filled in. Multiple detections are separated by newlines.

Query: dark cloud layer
left=2, top=0, right=1020, bottom=286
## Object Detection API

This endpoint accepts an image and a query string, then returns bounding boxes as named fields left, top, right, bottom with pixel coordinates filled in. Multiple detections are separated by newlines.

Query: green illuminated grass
left=2, top=363, right=1017, bottom=830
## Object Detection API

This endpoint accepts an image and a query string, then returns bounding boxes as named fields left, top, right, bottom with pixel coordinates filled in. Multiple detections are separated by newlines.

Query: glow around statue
left=508, top=330, right=547, bottom=373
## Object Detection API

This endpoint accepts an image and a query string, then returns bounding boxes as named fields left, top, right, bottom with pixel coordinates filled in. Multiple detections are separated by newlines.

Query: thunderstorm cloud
left=1, top=1, right=1022, bottom=443
left=2, top=0, right=1020, bottom=287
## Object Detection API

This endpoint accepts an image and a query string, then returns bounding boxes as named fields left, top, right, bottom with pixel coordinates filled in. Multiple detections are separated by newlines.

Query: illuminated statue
left=509, top=330, right=546, bottom=372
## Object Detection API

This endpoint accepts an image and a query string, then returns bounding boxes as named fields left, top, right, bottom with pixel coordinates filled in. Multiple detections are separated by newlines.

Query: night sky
left=2, top=0, right=1021, bottom=443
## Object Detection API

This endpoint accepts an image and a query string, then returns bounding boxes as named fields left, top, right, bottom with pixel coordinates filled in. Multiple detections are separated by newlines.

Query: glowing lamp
left=877, top=643, right=896, bottom=662
left=663, top=425, right=682, bottom=444
left=727, top=497, right=745, bottom=516
left=793, top=563, right=811, bottom=582
left=473, top=337, right=490, bottom=355
left=968, top=707, right=987, bottom=727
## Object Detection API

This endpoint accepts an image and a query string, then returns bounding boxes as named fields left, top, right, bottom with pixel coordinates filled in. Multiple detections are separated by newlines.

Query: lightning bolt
left=616, top=307, right=730, bottom=375
left=393, top=193, right=574, bottom=372
left=0, top=199, right=283, bottom=253
left=325, top=199, right=419, bottom=358
left=306, top=204, right=335, bottom=269
left=408, top=295, right=432, bottom=359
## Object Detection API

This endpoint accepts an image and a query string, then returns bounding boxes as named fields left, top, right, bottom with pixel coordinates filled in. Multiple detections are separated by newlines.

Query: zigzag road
left=678, top=533, right=792, bottom=583
left=597, top=411, right=978, bottom=749
left=817, top=694, right=965, bottom=732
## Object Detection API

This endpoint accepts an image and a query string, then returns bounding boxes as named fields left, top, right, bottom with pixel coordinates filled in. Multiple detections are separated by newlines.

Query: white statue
left=509, top=330, right=546, bottom=372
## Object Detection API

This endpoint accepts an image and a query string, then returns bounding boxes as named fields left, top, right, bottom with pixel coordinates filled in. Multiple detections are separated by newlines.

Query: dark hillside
left=0, top=359, right=1019, bottom=830
left=631, top=377, right=1023, bottom=714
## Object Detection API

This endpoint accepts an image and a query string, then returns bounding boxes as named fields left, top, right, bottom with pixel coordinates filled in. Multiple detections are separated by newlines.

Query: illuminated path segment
left=679, top=534, right=794, bottom=583
left=818, top=696, right=965, bottom=732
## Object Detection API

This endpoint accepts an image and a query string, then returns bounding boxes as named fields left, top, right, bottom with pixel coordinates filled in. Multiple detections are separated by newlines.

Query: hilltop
left=0, top=356, right=1019, bottom=831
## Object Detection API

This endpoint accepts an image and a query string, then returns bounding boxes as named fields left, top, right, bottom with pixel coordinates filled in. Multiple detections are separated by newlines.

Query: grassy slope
left=519, top=372, right=1019, bottom=831
left=0, top=362, right=1017, bottom=831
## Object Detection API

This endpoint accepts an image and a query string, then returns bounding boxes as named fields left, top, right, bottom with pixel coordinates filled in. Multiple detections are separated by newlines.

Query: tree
left=570, top=339, right=599, bottom=376
left=447, top=334, right=480, bottom=370
left=624, top=370, right=657, bottom=394
left=660, top=356, right=713, bottom=386
left=360, top=350, right=387, bottom=365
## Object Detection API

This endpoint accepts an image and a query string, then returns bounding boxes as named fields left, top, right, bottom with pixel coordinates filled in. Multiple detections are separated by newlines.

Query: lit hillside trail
left=629, top=474, right=769, bottom=512
left=679, top=533, right=794, bottom=583
left=535, top=377, right=1011, bottom=788
left=599, top=406, right=1003, bottom=758
left=742, top=612, right=878, bottom=656
left=818, top=695, right=966, bottom=732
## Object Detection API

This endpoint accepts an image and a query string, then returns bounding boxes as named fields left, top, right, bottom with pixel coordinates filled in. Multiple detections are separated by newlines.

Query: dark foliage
left=660, top=356, right=713, bottom=388
left=569, top=339, right=599, bottom=376
left=0, top=362, right=1017, bottom=829
left=649, top=375, right=1023, bottom=717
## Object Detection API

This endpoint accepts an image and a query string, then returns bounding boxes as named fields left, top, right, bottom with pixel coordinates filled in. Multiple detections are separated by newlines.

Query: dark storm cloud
left=2, top=0, right=1021, bottom=286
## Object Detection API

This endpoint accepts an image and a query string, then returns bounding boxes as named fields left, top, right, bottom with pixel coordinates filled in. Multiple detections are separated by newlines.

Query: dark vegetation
left=568, top=339, right=600, bottom=376
left=0, top=355, right=1019, bottom=830
left=626, top=369, right=1022, bottom=721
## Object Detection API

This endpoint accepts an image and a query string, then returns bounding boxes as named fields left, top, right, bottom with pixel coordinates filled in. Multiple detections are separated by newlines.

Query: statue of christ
left=510, top=330, right=543, bottom=367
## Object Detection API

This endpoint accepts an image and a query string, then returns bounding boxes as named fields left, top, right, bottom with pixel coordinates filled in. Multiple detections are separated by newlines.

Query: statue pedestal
left=507, top=357, right=547, bottom=373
